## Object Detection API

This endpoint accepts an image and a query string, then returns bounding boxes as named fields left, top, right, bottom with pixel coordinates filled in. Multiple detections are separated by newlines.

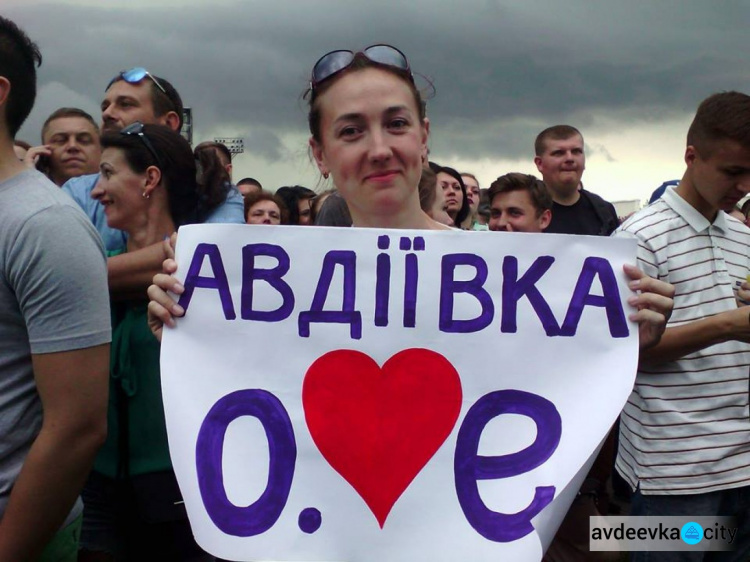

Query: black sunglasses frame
left=120, top=122, right=163, bottom=170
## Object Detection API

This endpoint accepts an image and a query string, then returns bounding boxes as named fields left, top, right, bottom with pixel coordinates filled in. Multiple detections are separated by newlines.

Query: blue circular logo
left=681, top=522, right=703, bottom=545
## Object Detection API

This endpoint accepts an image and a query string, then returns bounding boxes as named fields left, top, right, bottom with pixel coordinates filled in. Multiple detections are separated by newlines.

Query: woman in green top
left=82, top=123, right=226, bottom=561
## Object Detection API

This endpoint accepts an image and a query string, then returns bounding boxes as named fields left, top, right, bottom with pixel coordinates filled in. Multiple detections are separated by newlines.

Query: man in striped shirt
left=616, top=91, right=750, bottom=561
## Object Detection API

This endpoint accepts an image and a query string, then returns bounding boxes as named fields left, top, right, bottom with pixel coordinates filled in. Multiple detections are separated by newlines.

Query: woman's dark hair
left=243, top=191, right=289, bottom=224
left=429, top=162, right=470, bottom=226
left=307, top=51, right=426, bottom=143
left=100, top=124, right=208, bottom=227
left=275, top=185, right=316, bottom=225
left=193, top=142, right=232, bottom=212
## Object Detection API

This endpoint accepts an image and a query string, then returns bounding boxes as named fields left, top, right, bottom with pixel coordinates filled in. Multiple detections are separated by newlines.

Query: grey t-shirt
left=0, top=169, right=111, bottom=525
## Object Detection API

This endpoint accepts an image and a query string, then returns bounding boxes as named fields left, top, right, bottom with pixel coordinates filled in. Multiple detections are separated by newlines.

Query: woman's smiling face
left=92, top=146, right=149, bottom=233
left=309, top=67, right=429, bottom=225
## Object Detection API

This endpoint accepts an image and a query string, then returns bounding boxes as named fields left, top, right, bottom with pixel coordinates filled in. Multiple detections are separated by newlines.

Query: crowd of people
left=0, top=14, right=749, bottom=562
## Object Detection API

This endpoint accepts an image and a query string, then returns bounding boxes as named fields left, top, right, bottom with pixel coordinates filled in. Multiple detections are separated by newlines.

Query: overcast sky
left=6, top=0, right=749, bottom=204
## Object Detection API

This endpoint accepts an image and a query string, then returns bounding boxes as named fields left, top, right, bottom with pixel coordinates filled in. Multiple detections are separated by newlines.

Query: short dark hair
left=534, top=125, right=582, bottom=156
left=687, top=92, right=750, bottom=157
left=149, top=75, right=183, bottom=130
left=41, top=107, right=99, bottom=142
left=238, top=177, right=262, bottom=189
left=488, top=173, right=553, bottom=217
left=0, top=16, right=42, bottom=137
left=243, top=191, right=289, bottom=224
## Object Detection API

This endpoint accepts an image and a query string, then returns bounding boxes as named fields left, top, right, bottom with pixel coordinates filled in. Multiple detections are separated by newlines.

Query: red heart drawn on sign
left=302, top=348, right=462, bottom=528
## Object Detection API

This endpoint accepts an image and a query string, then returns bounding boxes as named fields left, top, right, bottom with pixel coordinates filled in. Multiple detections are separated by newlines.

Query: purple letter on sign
left=178, top=243, right=236, bottom=319
left=196, top=389, right=296, bottom=536
left=298, top=250, right=362, bottom=339
left=439, top=253, right=494, bottom=333
left=501, top=256, right=559, bottom=336
left=241, top=244, right=295, bottom=322
left=454, top=389, right=561, bottom=542
left=559, top=257, right=629, bottom=337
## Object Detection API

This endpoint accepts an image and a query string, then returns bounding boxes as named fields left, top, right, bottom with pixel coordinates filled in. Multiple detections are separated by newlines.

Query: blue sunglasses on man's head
left=106, top=67, right=168, bottom=95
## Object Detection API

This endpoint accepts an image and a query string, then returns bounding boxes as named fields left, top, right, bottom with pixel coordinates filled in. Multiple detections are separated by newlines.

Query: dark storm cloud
left=8, top=1, right=749, bottom=162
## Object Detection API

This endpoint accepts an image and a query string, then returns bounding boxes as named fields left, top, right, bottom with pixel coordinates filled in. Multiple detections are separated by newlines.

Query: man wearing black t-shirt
left=534, top=125, right=619, bottom=236
left=534, top=125, right=620, bottom=561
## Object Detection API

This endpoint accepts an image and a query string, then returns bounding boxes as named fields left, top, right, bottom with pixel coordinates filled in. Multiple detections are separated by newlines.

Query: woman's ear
left=142, top=165, right=162, bottom=198
left=309, top=137, right=329, bottom=178
left=421, top=117, right=430, bottom=163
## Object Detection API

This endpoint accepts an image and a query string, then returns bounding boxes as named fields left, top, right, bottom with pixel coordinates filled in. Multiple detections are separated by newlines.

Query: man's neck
left=0, top=139, right=27, bottom=184
left=674, top=173, right=719, bottom=222
left=549, top=183, right=581, bottom=206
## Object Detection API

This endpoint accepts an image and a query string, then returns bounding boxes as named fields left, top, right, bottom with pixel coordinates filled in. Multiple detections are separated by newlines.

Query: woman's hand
left=147, top=233, right=183, bottom=342
left=624, top=264, right=674, bottom=351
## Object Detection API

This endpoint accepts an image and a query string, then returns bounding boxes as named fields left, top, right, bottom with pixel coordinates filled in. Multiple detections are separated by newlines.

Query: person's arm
left=0, top=344, right=109, bottom=560
left=147, top=234, right=181, bottom=342
left=623, top=264, right=674, bottom=352
left=639, top=305, right=750, bottom=364
left=108, top=240, right=168, bottom=301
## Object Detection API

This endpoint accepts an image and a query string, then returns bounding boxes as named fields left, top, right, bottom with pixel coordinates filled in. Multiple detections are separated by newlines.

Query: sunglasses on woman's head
left=120, top=122, right=163, bottom=169
left=310, top=44, right=411, bottom=90
left=106, top=67, right=168, bottom=96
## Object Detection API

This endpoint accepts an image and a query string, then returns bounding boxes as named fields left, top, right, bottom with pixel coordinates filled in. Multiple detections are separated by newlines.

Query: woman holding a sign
left=146, top=44, right=673, bottom=350
left=143, top=44, right=675, bottom=562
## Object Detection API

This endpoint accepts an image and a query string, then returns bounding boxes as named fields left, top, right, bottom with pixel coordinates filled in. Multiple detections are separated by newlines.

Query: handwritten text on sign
left=160, top=225, right=638, bottom=561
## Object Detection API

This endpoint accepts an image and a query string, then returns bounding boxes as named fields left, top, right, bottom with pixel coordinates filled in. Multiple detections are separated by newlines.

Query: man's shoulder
left=1, top=170, right=85, bottom=224
left=617, top=200, right=678, bottom=237
left=0, top=172, right=103, bottom=262
left=61, top=173, right=100, bottom=211
left=61, top=173, right=99, bottom=194
left=579, top=188, right=610, bottom=205
left=580, top=188, right=617, bottom=216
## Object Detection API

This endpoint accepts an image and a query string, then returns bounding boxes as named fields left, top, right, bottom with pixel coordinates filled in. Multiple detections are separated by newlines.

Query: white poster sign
left=161, top=224, right=638, bottom=561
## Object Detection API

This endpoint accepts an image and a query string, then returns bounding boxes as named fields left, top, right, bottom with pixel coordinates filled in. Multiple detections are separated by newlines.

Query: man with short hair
left=24, top=107, right=101, bottom=186
left=534, top=125, right=618, bottom=236
left=533, top=126, right=623, bottom=560
left=63, top=68, right=244, bottom=252
left=237, top=176, right=263, bottom=198
left=616, top=92, right=750, bottom=561
left=487, top=173, right=552, bottom=233
left=0, top=16, right=110, bottom=560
